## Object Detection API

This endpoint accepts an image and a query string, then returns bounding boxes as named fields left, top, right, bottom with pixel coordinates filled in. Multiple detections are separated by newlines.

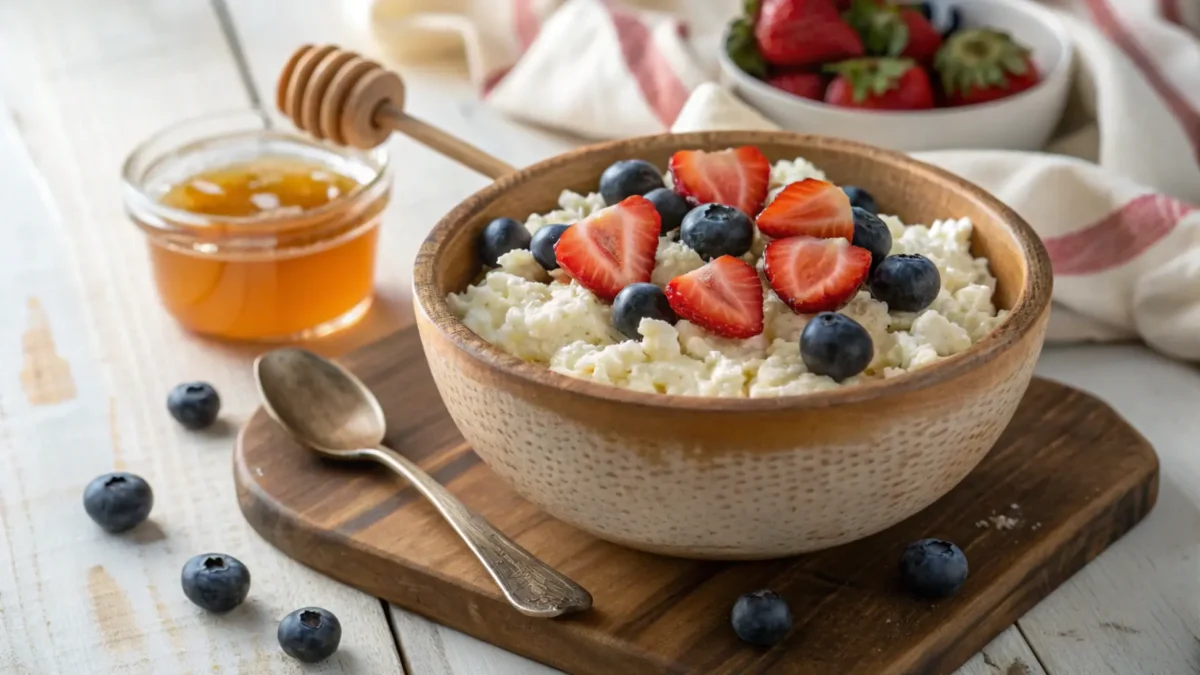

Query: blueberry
left=612, top=283, right=677, bottom=340
left=181, top=553, right=251, bottom=613
left=900, top=539, right=968, bottom=598
left=680, top=204, right=753, bottom=261
left=644, top=187, right=691, bottom=233
left=841, top=185, right=878, bottom=215
left=278, top=607, right=342, bottom=663
left=851, top=207, right=893, bottom=267
left=530, top=224, right=570, bottom=270
left=599, top=159, right=664, bottom=205
left=478, top=217, right=533, bottom=267
left=83, top=473, right=153, bottom=533
left=869, top=254, right=941, bottom=312
left=730, top=590, right=793, bottom=646
left=800, top=312, right=874, bottom=382
left=167, top=382, right=220, bottom=430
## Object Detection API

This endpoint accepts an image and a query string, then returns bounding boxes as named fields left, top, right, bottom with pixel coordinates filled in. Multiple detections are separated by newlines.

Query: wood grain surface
left=234, top=326, right=1159, bottom=675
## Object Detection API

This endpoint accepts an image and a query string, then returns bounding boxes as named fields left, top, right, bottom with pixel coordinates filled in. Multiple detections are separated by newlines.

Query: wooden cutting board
left=234, top=326, right=1158, bottom=675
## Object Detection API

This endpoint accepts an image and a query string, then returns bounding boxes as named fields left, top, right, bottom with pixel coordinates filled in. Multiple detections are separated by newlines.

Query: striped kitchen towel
left=349, top=0, right=1200, bottom=360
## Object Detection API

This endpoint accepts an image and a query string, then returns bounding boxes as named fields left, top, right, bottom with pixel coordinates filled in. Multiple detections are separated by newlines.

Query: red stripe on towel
left=483, top=0, right=542, bottom=97
left=1043, top=194, right=1195, bottom=275
left=1084, top=0, right=1200, bottom=163
left=605, top=5, right=690, bottom=128
left=1160, top=0, right=1183, bottom=26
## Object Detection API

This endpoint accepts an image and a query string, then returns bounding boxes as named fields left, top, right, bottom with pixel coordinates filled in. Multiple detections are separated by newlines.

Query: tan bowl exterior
left=413, top=131, right=1052, bottom=560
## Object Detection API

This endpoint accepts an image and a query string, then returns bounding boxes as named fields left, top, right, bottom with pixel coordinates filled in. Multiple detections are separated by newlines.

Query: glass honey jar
left=122, top=111, right=390, bottom=341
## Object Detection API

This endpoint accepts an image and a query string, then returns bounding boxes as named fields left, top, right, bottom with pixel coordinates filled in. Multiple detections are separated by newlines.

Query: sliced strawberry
left=553, top=195, right=660, bottom=302
left=669, top=146, right=771, bottom=218
left=756, top=179, right=854, bottom=241
left=763, top=236, right=871, bottom=314
left=665, top=256, right=764, bottom=339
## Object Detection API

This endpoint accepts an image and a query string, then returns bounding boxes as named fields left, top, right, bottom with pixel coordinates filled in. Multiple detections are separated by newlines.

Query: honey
left=123, top=112, right=390, bottom=341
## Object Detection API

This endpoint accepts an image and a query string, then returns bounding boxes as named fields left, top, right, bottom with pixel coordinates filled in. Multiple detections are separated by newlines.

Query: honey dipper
left=277, top=44, right=516, bottom=179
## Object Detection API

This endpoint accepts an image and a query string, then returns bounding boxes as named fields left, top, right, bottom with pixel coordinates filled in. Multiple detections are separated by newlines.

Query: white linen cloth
left=348, top=0, right=1200, bottom=359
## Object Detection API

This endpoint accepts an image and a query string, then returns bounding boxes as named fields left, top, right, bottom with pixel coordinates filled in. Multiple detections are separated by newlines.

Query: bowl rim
left=413, top=131, right=1052, bottom=412
left=716, top=0, right=1075, bottom=119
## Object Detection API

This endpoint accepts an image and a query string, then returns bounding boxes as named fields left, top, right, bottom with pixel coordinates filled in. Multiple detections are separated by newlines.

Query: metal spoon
left=253, top=347, right=593, bottom=618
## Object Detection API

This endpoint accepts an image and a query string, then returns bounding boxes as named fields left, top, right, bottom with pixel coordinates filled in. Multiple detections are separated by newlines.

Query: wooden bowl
left=413, top=131, right=1052, bottom=560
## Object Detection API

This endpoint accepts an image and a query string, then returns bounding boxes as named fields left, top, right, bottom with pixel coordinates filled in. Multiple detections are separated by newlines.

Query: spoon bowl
left=255, top=348, right=386, bottom=455
left=253, top=347, right=593, bottom=617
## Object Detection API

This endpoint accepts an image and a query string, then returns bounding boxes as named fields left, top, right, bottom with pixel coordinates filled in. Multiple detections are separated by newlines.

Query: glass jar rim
left=121, top=108, right=391, bottom=235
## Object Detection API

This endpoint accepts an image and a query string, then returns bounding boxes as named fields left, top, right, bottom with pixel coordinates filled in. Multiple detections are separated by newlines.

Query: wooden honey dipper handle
left=277, top=44, right=516, bottom=180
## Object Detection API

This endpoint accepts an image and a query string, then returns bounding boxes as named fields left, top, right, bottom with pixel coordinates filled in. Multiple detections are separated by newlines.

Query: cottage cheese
left=447, top=156, right=1008, bottom=398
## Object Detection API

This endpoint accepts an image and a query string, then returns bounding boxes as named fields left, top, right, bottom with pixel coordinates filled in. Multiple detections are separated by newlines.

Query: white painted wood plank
left=1022, top=345, right=1200, bottom=675
left=0, top=1, right=403, bottom=672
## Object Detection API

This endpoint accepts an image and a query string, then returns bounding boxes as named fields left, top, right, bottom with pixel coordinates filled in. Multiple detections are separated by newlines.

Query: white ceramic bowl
left=718, top=0, right=1073, bottom=152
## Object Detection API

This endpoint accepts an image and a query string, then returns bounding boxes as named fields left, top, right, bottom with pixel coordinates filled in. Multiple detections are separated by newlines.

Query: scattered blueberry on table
left=479, top=217, right=533, bottom=267
left=869, top=253, right=941, bottom=312
left=644, top=186, right=691, bottom=233
left=612, top=283, right=677, bottom=340
left=800, top=312, right=874, bottom=382
left=181, top=553, right=251, bottom=613
left=900, top=538, right=969, bottom=598
left=83, top=472, right=154, bottom=533
left=599, top=159, right=665, bottom=205
left=851, top=207, right=893, bottom=267
left=278, top=607, right=342, bottom=663
left=730, top=589, right=793, bottom=646
left=680, top=203, right=754, bottom=261
left=167, top=382, right=221, bottom=430
left=841, top=185, right=878, bottom=215
left=530, top=223, right=570, bottom=271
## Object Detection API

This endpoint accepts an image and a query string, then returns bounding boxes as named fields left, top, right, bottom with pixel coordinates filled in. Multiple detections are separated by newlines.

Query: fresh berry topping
left=665, top=256, right=764, bottom=339
left=278, top=607, right=342, bottom=663
left=763, top=236, right=872, bottom=313
left=612, top=283, right=678, bottom=340
left=681, top=204, right=755, bottom=261
left=726, top=0, right=769, bottom=78
left=669, top=146, right=771, bottom=217
left=553, top=195, right=661, bottom=302
left=755, top=0, right=864, bottom=67
left=167, top=382, right=221, bottom=430
left=869, top=253, right=940, bottom=311
left=83, top=473, right=153, bottom=533
left=824, top=58, right=934, bottom=110
left=181, top=554, right=251, bottom=613
left=842, top=185, right=878, bottom=214
left=900, top=539, right=968, bottom=598
left=644, top=187, right=691, bottom=233
left=756, top=179, right=854, bottom=241
left=530, top=224, right=570, bottom=270
left=800, top=312, right=874, bottom=381
left=851, top=207, right=893, bottom=266
left=935, top=29, right=1040, bottom=106
left=599, top=159, right=665, bottom=205
left=766, top=71, right=827, bottom=100
left=730, top=590, right=793, bottom=646
left=478, top=217, right=532, bottom=267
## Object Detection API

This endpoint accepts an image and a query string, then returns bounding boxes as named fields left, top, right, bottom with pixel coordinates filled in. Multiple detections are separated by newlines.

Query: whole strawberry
left=756, top=0, right=864, bottom=68
left=935, top=29, right=1040, bottom=106
left=726, top=0, right=768, bottom=78
left=766, top=71, right=827, bottom=100
left=824, top=58, right=935, bottom=110
left=843, top=0, right=941, bottom=63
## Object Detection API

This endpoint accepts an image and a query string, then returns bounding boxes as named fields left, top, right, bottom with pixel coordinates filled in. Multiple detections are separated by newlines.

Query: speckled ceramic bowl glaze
left=413, top=131, right=1052, bottom=560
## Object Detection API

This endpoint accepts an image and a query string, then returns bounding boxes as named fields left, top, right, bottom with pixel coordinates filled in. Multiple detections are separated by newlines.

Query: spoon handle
left=362, top=444, right=593, bottom=618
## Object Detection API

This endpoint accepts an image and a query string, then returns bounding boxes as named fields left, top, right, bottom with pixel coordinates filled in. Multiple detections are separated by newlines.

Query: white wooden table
left=1, top=1, right=1197, bottom=673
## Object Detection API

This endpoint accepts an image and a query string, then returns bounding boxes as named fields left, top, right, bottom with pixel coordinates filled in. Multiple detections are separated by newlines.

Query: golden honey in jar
left=122, top=111, right=389, bottom=341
